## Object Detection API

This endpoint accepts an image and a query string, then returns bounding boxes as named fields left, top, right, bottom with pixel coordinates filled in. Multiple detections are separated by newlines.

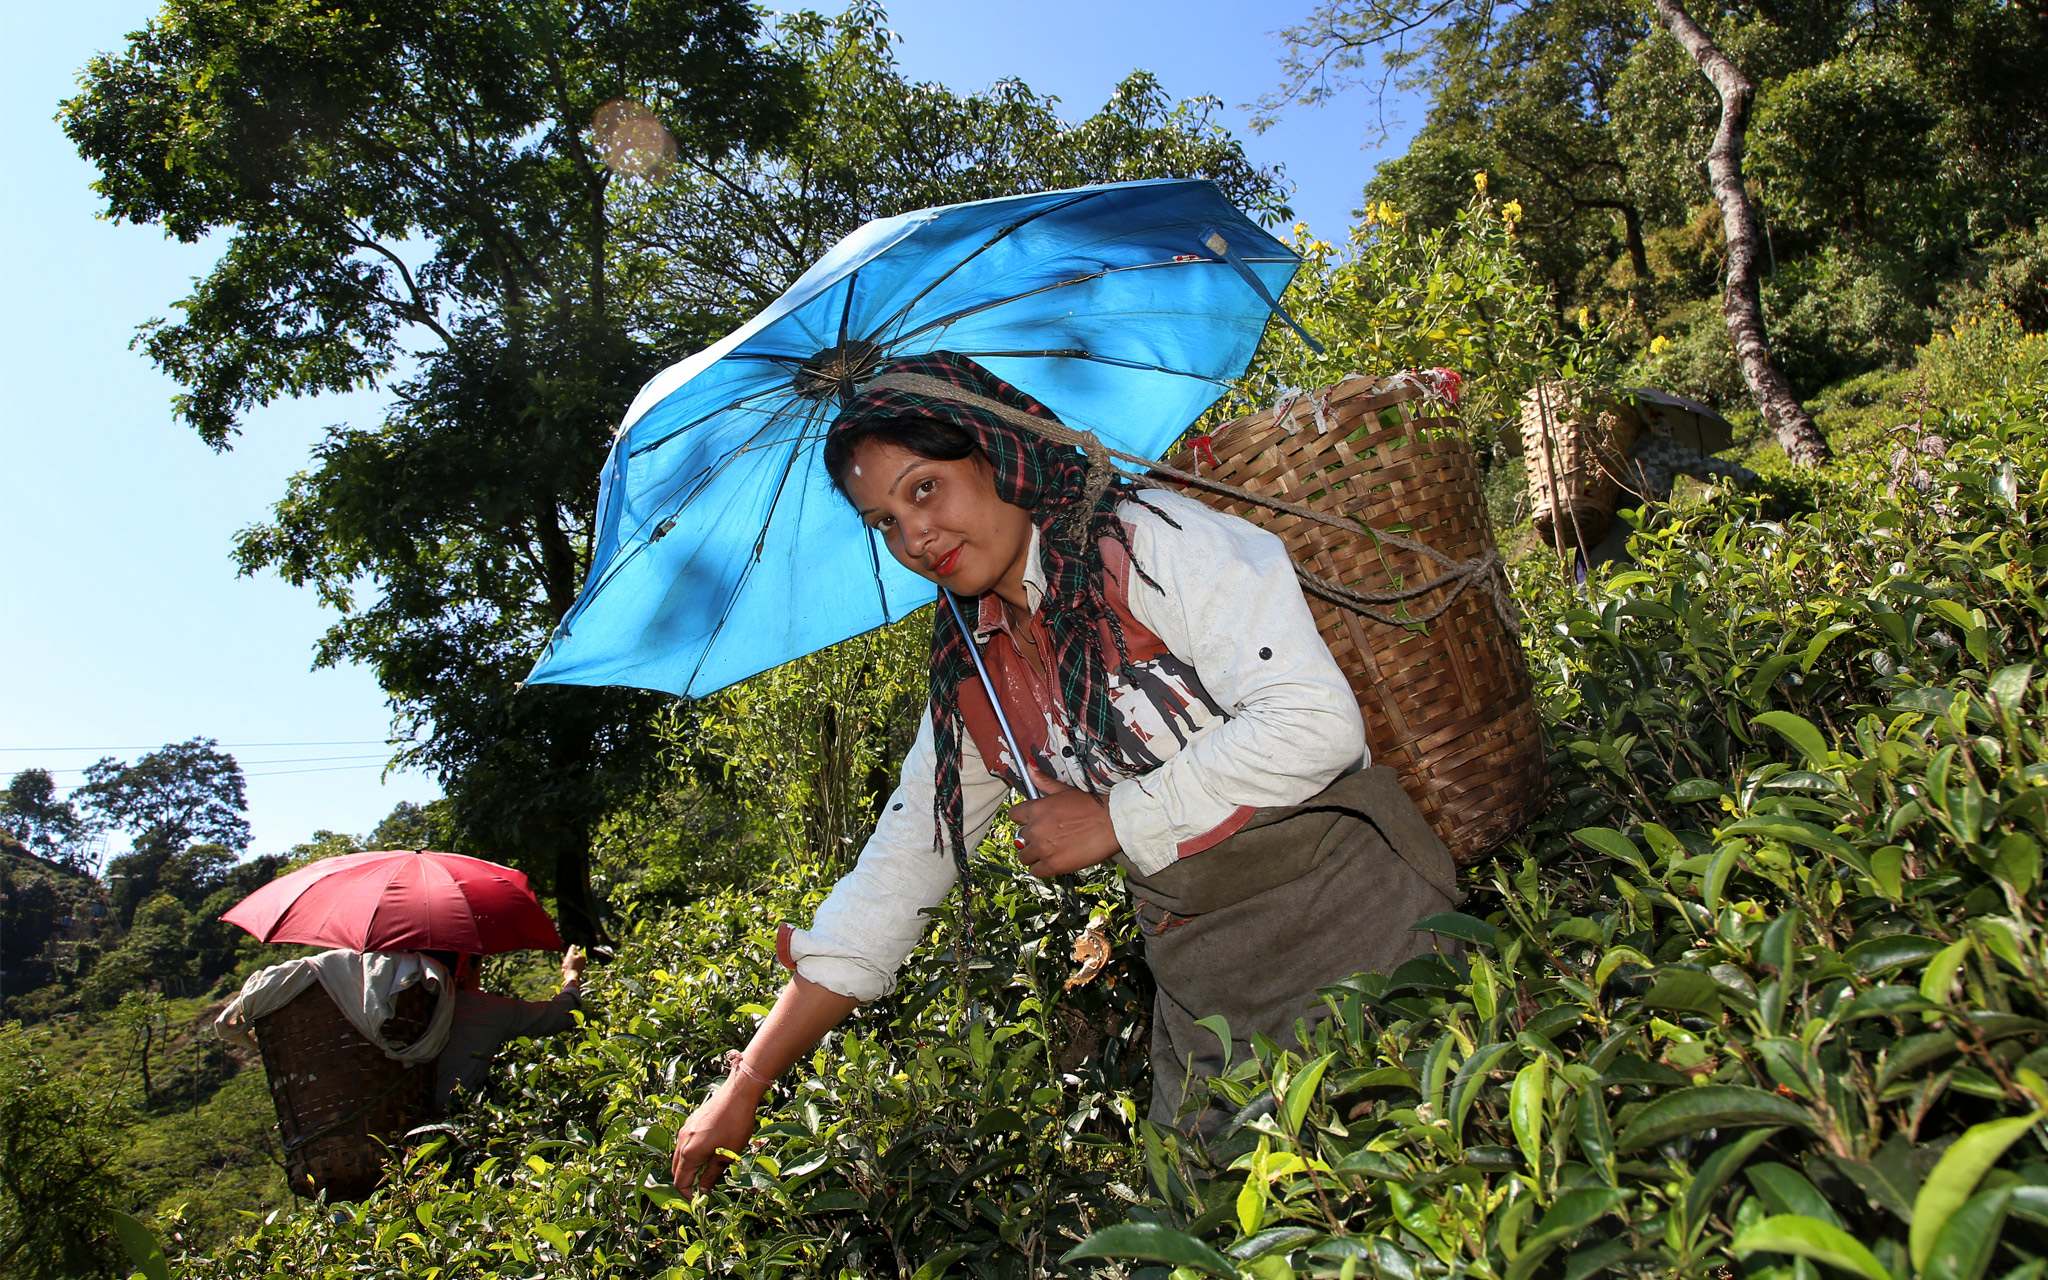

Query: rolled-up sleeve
left=1106, top=491, right=1369, bottom=875
left=786, top=704, right=1010, bottom=1001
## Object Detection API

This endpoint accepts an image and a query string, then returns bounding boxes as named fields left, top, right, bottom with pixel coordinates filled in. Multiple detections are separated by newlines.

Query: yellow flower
left=1650, top=334, right=1671, bottom=355
left=1500, top=200, right=1522, bottom=222
left=1577, top=306, right=1593, bottom=328
left=1474, top=172, right=1488, bottom=194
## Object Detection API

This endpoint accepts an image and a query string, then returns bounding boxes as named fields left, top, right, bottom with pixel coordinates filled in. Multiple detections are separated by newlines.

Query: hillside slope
left=166, top=320, right=2048, bottom=1280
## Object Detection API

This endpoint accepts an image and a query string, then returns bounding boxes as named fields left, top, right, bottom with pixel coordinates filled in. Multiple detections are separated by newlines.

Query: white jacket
left=788, top=490, right=1367, bottom=1001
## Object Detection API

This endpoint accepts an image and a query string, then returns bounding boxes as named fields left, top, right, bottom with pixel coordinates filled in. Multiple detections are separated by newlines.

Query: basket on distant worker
left=1519, top=381, right=1642, bottom=551
left=254, top=981, right=438, bottom=1201
left=1163, top=375, right=1548, bottom=863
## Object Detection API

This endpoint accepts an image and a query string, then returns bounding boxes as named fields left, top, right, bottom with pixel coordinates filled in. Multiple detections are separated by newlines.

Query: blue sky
left=0, top=0, right=1417, bottom=859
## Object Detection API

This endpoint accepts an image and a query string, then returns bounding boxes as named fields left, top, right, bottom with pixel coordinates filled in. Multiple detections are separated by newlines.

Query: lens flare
left=592, top=99, right=676, bottom=177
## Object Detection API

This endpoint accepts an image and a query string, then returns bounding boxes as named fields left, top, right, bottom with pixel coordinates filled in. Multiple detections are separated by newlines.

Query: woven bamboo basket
left=255, top=981, right=437, bottom=1201
left=1519, top=381, right=1642, bottom=550
left=1163, top=375, right=1548, bottom=863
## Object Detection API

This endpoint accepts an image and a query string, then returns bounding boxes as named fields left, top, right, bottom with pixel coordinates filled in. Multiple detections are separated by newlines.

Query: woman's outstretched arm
left=670, top=973, right=858, bottom=1196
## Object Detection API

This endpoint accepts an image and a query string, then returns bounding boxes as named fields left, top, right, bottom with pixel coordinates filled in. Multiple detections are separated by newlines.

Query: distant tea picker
left=213, top=848, right=587, bottom=1199
left=522, top=180, right=1545, bottom=1187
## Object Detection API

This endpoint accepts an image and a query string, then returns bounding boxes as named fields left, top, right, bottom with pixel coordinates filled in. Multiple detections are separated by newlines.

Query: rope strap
left=863, top=372, right=1521, bottom=637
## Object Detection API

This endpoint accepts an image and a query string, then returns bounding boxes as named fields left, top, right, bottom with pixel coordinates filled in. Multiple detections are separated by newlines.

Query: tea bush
left=175, top=332, right=2048, bottom=1279
left=181, top=835, right=1152, bottom=1279
left=1065, top=330, right=2048, bottom=1278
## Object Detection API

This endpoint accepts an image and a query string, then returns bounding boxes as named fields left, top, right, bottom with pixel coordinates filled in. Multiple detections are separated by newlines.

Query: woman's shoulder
left=1114, top=487, right=1287, bottom=561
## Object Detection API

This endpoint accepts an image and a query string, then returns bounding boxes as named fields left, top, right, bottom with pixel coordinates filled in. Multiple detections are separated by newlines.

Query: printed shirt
left=785, top=489, right=1369, bottom=1002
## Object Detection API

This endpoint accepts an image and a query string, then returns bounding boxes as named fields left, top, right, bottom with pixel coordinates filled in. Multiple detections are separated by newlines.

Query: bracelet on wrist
left=723, top=1049, right=774, bottom=1091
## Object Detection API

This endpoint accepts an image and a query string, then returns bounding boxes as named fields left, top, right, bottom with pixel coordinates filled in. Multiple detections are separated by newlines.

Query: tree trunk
left=1650, top=0, right=1833, bottom=467
left=553, top=838, right=606, bottom=948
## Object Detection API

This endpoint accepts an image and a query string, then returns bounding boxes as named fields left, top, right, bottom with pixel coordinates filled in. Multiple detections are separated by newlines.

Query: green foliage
left=366, top=799, right=456, bottom=853
left=0, top=1021, right=132, bottom=1278
left=0, top=768, right=98, bottom=870
left=82, top=897, right=193, bottom=1012
left=62, top=0, right=810, bottom=942
left=0, top=839, right=107, bottom=1016
left=1060, top=299, right=2048, bottom=1278
left=64, top=0, right=1288, bottom=941
left=1228, top=188, right=1621, bottom=447
left=183, top=847, right=1149, bottom=1278
left=76, top=737, right=250, bottom=857
left=659, top=612, right=933, bottom=877
left=623, top=2, right=1288, bottom=328
left=1271, top=0, right=2048, bottom=404
left=163, top=289, right=2048, bottom=1280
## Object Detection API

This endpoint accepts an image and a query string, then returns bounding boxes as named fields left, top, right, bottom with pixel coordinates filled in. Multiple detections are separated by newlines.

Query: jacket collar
left=970, top=524, right=1045, bottom=642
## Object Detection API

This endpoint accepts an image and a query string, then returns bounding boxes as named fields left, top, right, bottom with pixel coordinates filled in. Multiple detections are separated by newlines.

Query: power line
left=47, top=761, right=423, bottom=793
left=38, top=752, right=398, bottom=776
left=242, top=763, right=402, bottom=779
left=0, top=739, right=400, bottom=753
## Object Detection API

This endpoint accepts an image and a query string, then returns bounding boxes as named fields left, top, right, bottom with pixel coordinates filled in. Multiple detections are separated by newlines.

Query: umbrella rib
left=572, top=397, right=836, bottom=628
left=867, top=527, right=893, bottom=626
left=939, top=349, right=1235, bottom=385
left=554, top=402, right=824, bottom=642
left=862, top=190, right=1106, bottom=346
left=627, top=383, right=806, bottom=459
left=680, top=397, right=834, bottom=696
left=877, top=255, right=1284, bottom=349
left=837, top=268, right=859, bottom=347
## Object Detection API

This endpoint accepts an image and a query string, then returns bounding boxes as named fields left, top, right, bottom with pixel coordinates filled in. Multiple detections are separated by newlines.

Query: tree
left=1649, top=0, right=1830, bottom=464
left=65, top=0, right=1282, bottom=942
left=63, top=0, right=806, bottom=943
left=1266, top=0, right=2047, bottom=439
left=0, top=770, right=96, bottom=871
left=74, top=738, right=248, bottom=924
left=366, top=799, right=454, bottom=851
left=80, top=893, right=193, bottom=1011
left=624, top=5, right=1290, bottom=326
left=75, top=739, right=248, bottom=854
left=0, top=1023, right=131, bottom=1278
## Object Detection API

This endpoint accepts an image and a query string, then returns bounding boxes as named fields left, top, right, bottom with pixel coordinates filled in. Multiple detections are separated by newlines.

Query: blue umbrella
left=524, top=178, right=1308, bottom=699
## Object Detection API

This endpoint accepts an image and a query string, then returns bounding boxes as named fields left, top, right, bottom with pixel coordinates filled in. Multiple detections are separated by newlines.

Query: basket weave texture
left=1519, top=381, right=1642, bottom=549
left=254, top=980, right=437, bottom=1201
left=1164, top=375, right=1548, bottom=863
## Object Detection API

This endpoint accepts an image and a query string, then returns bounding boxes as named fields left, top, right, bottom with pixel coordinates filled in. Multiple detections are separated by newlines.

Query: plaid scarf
left=830, top=352, right=1163, bottom=893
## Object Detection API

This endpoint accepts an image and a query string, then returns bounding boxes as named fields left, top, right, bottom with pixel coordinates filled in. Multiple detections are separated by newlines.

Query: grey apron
left=1115, top=766, right=1464, bottom=1138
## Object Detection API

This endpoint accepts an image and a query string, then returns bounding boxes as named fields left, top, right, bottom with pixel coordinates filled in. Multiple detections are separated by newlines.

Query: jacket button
left=1259, top=646, right=1273, bottom=660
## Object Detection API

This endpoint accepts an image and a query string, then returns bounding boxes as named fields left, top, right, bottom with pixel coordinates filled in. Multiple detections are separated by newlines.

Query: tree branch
left=343, top=230, right=459, bottom=349
left=1650, top=0, right=1831, bottom=466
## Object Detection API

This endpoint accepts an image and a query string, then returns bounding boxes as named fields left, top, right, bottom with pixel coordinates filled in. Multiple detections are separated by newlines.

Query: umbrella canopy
left=1628, top=386, right=1736, bottom=455
left=221, top=850, right=565, bottom=955
left=523, top=178, right=1304, bottom=699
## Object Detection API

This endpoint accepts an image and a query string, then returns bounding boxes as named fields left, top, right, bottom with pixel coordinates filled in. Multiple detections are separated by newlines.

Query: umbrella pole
left=943, top=591, right=1042, bottom=801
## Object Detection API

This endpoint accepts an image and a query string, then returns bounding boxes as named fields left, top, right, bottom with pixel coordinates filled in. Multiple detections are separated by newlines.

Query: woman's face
left=844, top=438, right=1035, bottom=600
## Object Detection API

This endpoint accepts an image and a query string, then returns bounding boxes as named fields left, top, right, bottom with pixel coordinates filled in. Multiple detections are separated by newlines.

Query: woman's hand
left=668, top=974, right=859, bottom=1197
left=670, top=1076, right=764, bottom=1197
left=560, top=945, right=587, bottom=986
left=1011, top=785, right=1121, bottom=877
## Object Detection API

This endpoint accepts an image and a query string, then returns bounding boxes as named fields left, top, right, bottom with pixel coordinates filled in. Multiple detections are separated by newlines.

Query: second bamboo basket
left=255, top=981, right=438, bottom=1201
left=1165, top=375, right=1547, bottom=862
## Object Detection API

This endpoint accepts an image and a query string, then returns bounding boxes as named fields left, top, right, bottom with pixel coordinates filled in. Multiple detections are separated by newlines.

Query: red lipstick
left=932, top=547, right=962, bottom=576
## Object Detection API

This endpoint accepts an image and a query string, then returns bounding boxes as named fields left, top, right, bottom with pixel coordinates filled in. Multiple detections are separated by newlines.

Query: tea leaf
left=1731, top=1214, right=1894, bottom=1280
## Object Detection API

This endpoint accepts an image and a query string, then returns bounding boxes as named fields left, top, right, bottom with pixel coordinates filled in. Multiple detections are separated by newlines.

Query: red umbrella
left=221, top=849, right=565, bottom=954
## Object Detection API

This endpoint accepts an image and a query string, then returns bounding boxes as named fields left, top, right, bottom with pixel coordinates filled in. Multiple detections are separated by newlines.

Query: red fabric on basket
left=221, top=849, right=564, bottom=954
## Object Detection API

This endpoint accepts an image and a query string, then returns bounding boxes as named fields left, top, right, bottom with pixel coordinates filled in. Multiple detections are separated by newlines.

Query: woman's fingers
left=1009, top=790, right=1120, bottom=877
left=670, top=1081, right=764, bottom=1196
left=671, top=1132, right=730, bottom=1197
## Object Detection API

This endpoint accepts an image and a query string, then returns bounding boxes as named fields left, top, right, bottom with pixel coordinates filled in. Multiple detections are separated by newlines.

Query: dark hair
left=823, top=414, right=981, bottom=502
